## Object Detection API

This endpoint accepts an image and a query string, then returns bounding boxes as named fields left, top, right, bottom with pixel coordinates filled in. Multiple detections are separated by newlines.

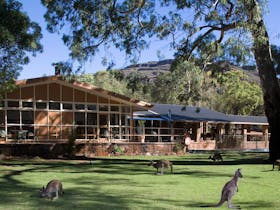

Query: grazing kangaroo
left=201, top=168, right=243, bottom=209
left=40, top=180, right=63, bottom=200
left=208, top=153, right=223, bottom=162
left=272, top=159, right=280, bottom=171
left=148, top=160, right=173, bottom=175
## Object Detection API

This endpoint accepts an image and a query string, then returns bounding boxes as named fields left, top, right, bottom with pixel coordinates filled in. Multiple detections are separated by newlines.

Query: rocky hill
left=121, top=59, right=260, bottom=84
left=120, top=59, right=173, bottom=81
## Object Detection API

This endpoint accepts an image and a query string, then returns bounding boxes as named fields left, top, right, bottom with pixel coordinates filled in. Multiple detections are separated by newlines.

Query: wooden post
left=242, top=125, right=248, bottom=149
left=196, top=122, right=203, bottom=142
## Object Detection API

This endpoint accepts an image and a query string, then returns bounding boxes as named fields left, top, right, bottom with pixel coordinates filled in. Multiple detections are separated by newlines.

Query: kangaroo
left=148, top=160, right=173, bottom=175
left=40, top=180, right=63, bottom=200
left=208, top=153, right=223, bottom=162
left=272, top=159, right=280, bottom=171
left=201, top=168, right=243, bottom=209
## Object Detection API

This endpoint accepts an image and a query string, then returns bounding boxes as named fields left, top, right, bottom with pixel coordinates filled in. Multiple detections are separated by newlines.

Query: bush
left=66, top=128, right=77, bottom=158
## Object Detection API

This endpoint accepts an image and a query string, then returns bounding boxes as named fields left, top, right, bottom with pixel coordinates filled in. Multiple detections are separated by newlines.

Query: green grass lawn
left=0, top=152, right=279, bottom=210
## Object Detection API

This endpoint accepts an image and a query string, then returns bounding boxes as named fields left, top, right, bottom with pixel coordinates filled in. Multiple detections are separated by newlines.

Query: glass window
left=0, top=101, right=4, bottom=107
left=36, top=102, right=47, bottom=109
left=0, top=111, right=4, bottom=125
left=75, top=104, right=85, bottom=110
left=75, top=112, right=85, bottom=125
left=8, top=101, right=19, bottom=107
left=87, top=104, right=96, bottom=111
left=76, top=126, right=85, bottom=139
left=121, top=115, right=127, bottom=126
left=7, top=110, right=20, bottom=124
left=49, top=102, right=60, bottom=110
left=111, top=105, right=119, bottom=112
left=110, top=114, right=119, bottom=125
left=63, top=103, right=73, bottom=110
left=121, top=106, right=130, bottom=113
left=22, top=111, right=34, bottom=124
left=87, top=113, right=97, bottom=125
left=99, top=105, right=108, bottom=111
left=22, top=101, right=33, bottom=108
left=99, top=114, right=108, bottom=126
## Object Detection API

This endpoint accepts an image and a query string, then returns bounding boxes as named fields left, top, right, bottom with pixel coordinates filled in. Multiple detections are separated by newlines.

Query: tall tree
left=42, top=0, right=280, bottom=160
left=215, top=69, right=264, bottom=115
left=0, top=0, right=42, bottom=95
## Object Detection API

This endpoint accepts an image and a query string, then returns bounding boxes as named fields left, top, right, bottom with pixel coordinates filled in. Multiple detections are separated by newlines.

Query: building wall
left=1, top=82, right=135, bottom=142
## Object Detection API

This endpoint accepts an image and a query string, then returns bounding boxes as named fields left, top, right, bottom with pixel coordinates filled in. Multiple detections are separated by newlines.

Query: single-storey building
left=0, top=75, right=152, bottom=143
left=133, top=104, right=269, bottom=151
left=0, top=75, right=269, bottom=156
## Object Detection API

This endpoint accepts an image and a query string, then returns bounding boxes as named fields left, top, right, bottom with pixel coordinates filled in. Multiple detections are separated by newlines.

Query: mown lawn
left=0, top=152, right=279, bottom=210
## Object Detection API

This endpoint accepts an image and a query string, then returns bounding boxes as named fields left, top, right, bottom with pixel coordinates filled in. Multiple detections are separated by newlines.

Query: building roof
left=16, top=76, right=153, bottom=109
left=134, top=103, right=268, bottom=125
left=227, top=114, right=268, bottom=125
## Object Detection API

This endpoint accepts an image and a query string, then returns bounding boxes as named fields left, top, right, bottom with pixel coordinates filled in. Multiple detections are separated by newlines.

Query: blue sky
left=18, top=0, right=280, bottom=80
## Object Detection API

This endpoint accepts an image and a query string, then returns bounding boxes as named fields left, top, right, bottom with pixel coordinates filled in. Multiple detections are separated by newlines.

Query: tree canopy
left=42, top=0, right=280, bottom=160
left=0, top=0, right=42, bottom=95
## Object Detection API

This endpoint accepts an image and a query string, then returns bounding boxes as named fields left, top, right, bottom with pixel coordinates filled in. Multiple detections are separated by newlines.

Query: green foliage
left=152, top=61, right=203, bottom=105
left=173, top=141, right=184, bottom=153
left=66, top=128, right=77, bottom=157
left=112, top=145, right=124, bottom=154
left=215, top=70, right=264, bottom=115
left=78, top=71, right=129, bottom=96
left=0, top=0, right=42, bottom=96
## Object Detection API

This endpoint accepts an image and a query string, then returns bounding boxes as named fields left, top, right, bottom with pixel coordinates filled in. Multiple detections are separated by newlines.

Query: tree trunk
left=245, top=0, right=280, bottom=160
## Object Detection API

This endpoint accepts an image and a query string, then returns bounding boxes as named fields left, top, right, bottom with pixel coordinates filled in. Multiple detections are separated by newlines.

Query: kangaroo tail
left=200, top=198, right=225, bottom=208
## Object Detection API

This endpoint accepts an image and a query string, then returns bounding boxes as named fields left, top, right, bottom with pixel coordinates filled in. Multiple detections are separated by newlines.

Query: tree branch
left=183, top=22, right=238, bottom=61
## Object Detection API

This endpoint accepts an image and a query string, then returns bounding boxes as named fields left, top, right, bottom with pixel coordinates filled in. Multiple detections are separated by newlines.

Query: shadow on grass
left=184, top=200, right=275, bottom=210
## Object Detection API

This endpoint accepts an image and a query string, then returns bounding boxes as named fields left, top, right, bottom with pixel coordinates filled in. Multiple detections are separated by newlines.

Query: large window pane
left=110, top=114, right=119, bottom=125
left=7, top=110, right=20, bottom=124
left=75, top=112, right=85, bottom=125
left=22, top=111, right=34, bottom=124
left=99, top=114, right=108, bottom=126
left=87, top=113, right=97, bottom=125
left=0, top=111, right=4, bottom=125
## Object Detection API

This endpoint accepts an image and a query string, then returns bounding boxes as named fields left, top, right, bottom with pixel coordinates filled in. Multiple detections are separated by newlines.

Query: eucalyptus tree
left=152, top=61, right=204, bottom=105
left=215, top=70, right=264, bottom=115
left=0, top=0, right=42, bottom=96
left=42, top=0, right=280, bottom=160
left=77, top=71, right=129, bottom=95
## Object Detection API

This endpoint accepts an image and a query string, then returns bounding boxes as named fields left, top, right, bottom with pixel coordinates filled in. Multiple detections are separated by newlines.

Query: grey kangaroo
left=40, top=180, right=63, bottom=200
left=208, top=153, right=223, bottom=162
left=201, top=168, right=243, bottom=209
left=148, top=160, right=173, bottom=175
left=272, top=159, right=280, bottom=171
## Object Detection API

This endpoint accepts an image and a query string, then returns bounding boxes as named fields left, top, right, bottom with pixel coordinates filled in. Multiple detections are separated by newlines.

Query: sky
left=18, top=0, right=280, bottom=80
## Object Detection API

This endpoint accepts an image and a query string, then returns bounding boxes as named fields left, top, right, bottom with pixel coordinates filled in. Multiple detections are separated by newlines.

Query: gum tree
left=0, top=0, right=42, bottom=95
left=42, top=0, right=280, bottom=160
